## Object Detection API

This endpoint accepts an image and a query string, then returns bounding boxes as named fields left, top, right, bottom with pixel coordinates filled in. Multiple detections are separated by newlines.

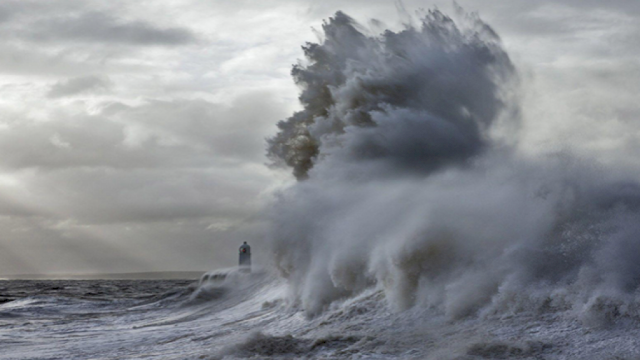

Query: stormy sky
left=1, top=0, right=639, bottom=276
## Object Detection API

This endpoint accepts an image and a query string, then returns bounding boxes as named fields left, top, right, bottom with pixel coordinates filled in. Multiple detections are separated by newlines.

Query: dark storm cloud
left=48, top=76, right=111, bottom=98
left=27, top=12, right=197, bottom=46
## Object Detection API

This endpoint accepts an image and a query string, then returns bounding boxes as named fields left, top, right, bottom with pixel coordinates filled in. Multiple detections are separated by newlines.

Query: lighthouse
left=239, top=241, right=251, bottom=272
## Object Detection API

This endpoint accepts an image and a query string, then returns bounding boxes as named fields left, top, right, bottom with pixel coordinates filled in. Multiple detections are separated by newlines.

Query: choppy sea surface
left=1, top=268, right=639, bottom=359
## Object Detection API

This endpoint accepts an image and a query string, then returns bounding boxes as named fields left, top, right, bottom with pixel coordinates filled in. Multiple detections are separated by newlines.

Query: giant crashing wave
left=265, top=8, right=640, bottom=325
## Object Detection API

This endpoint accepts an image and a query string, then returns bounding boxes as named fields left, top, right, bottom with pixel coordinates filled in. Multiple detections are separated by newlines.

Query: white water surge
left=266, top=9, right=640, bottom=326
left=2, top=268, right=640, bottom=359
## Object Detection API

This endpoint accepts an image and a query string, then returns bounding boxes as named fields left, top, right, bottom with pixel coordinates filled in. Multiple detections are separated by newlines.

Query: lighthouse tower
left=239, top=242, right=251, bottom=272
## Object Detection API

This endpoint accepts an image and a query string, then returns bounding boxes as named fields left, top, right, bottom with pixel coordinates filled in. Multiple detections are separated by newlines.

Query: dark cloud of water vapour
left=268, top=10, right=515, bottom=179
left=266, top=8, right=640, bottom=325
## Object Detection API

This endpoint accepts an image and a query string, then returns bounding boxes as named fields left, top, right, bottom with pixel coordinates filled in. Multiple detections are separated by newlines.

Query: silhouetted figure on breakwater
left=239, top=241, right=251, bottom=272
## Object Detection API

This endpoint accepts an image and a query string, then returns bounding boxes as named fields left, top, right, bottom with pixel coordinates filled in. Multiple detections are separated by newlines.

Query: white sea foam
left=265, top=9, right=640, bottom=327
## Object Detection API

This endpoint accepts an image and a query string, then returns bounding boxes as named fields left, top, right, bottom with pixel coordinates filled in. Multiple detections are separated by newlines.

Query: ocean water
left=1, top=268, right=640, bottom=359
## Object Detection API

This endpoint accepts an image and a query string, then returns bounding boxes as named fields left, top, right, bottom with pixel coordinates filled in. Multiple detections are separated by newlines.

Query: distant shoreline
left=0, top=271, right=206, bottom=280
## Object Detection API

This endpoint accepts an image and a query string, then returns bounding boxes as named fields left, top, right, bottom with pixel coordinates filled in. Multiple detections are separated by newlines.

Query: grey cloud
left=29, top=11, right=197, bottom=46
left=0, top=112, right=154, bottom=170
left=0, top=161, right=270, bottom=274
left=108, top=93, right=282, bottom=162
left=538, top=0, right=640, bottom=14
left=0, top=8, right=11, bottom=23
left=303, top=0, right=640, bottom=47
left=0, top=93, right=283, bottom=171
left=0, top=192, right=39, bottom=218
left=0, top=0, right=87, bottom=20
left=48, top=76, right=111, bottom=98
left=0, top=43, right=148, bottom=76
left=0, top=214, right=264, bottom=275
left=0, top=216, right=154, bottom=275
left=0, top=91, right=284, bottom=245
left=17, top=167, right=267, bottom=225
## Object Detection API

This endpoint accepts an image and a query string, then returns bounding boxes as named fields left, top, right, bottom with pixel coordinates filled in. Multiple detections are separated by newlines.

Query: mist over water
left=266, top=8, right=640, bottom=324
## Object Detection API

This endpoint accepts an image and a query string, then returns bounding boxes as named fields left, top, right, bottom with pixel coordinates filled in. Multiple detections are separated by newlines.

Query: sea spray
left=267, top=9, right=515, bottom=181
left=266, top=7, right=640, bottom=324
